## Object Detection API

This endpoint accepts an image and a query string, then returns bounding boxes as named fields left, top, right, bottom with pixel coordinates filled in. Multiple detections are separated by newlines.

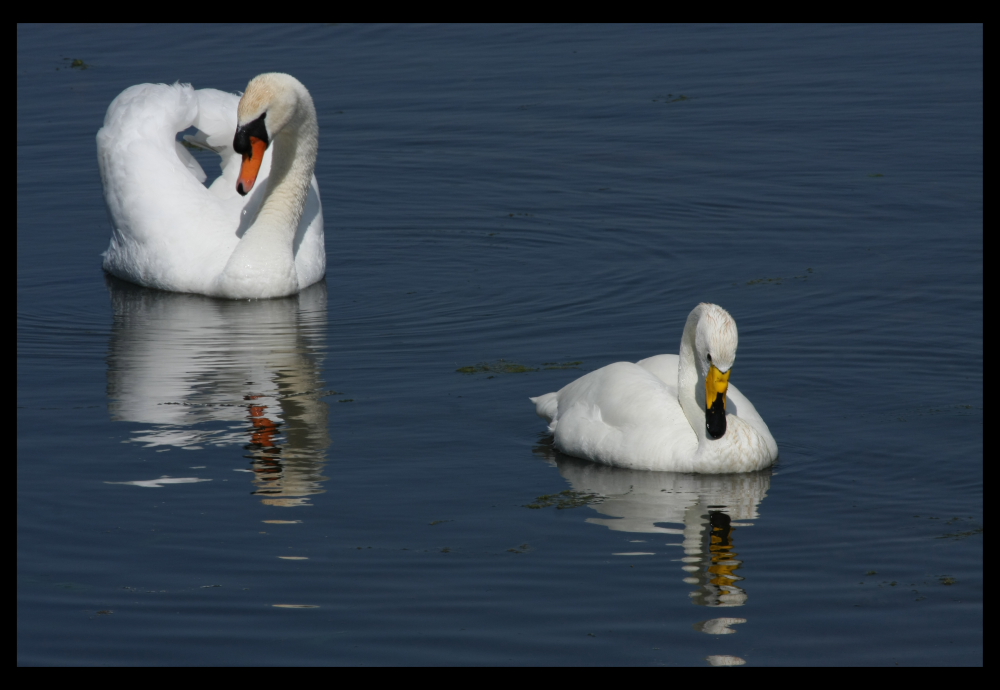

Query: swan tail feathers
left=530, top=392, right=559, bottom=424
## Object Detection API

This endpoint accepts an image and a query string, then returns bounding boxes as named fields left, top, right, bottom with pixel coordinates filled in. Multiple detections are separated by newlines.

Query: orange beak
left=237, top=136, right=268, bottom=195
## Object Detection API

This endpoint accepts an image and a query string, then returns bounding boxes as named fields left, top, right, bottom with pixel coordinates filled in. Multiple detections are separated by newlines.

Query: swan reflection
left=537, top=442, right=770, bottom=608
left=105, top=277, right=331, bottom=506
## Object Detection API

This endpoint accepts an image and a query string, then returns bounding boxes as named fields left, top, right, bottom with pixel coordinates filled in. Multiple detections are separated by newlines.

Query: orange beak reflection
left=237, top=136, right=268, bottom=196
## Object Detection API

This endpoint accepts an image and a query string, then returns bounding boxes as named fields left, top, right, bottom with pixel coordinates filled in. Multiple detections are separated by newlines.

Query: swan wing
left=98, top=83, right=241, bottom=293
left=547, top=362, right=698, bottom=471
left=636, top=353, right=679, bottom=387
left=724, top=384, right=778, bottom=459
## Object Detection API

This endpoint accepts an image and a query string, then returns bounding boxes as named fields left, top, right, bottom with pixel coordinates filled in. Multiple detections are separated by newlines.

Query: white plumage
left=97, top=73, right=324, bottom=299
left=531, top=303, right=778, bottom=473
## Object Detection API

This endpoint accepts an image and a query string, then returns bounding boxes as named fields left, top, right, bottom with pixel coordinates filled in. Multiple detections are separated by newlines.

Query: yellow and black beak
left=233, top=113, right=269, bottom=197
left=705, top=364, right=731, bottom=439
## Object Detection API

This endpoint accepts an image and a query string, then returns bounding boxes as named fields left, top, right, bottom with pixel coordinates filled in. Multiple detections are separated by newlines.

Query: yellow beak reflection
left=705, top=364, right=731, bottom=439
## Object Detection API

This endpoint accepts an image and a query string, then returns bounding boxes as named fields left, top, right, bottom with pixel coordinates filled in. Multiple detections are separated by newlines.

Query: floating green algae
left=456, top=360, right=538, bottom=374
left=652, top=93, right=691, bottom=103
left=524, top=489, right=601, bottom=510
left=456, top=359, right=582, bottom=374
left=743, top=267, right=813, bottom=286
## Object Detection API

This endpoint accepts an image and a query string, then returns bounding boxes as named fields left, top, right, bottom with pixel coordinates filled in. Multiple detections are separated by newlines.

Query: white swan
left=97, top=73, right=324, bottom=299
left=531, top=303, right=778, bottom=473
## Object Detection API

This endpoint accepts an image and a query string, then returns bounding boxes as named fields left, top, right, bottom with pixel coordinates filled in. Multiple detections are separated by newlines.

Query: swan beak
left=236, top=137, right=268, bottom=196
left=705, top=364, right=731, bottom=439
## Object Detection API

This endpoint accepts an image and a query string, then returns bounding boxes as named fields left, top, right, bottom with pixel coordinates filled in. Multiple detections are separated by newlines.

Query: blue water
left=18, top=24, right=982, bottom=666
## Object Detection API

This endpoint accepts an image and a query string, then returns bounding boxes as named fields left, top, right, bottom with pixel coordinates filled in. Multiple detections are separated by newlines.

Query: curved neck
left=677, top=306, right=708, bottom=444
left=256, top=103, right=318, bottom=236
left=219, top=96, right=317, bottom=298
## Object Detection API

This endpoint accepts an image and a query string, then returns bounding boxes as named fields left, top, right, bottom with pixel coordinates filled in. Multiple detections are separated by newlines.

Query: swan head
left=694, top=303, right=738, bottom=440
left=233, top=73, right=313, bottom=196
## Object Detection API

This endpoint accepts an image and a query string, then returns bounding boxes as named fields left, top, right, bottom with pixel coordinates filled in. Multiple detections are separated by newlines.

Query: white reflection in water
left=693, top=617, right=745, bottom=635
left=105, top=476, right=212, bottom=488
left=105, top=277, right=331, bottom=507
left=540, top=446, right=770, bottom=609
left=705, top=655, right=746, bottom=666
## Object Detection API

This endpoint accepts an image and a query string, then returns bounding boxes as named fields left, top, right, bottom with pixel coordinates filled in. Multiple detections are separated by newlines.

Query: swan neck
left=216, top=89, right=318, bottom=298
left=677, top=306, right=708, bottom=444
left=258, top=101, right=317, bottom=235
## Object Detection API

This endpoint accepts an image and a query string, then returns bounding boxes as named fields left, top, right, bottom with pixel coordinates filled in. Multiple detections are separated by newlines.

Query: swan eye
left=707, top=354, right=712, bottom=363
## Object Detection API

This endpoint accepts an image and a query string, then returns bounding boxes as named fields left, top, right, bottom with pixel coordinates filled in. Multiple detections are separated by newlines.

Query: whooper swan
left=531, top=303, right=778, bottom=473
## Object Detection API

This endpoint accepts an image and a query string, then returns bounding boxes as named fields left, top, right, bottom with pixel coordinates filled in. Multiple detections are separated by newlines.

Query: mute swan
left=97, top=73, right=324, bottom=299
left=531, top=303, right=778, bottom=473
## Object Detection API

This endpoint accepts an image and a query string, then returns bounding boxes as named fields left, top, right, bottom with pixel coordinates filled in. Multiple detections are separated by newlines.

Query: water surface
left=18, top=24, right=982, bottom=666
